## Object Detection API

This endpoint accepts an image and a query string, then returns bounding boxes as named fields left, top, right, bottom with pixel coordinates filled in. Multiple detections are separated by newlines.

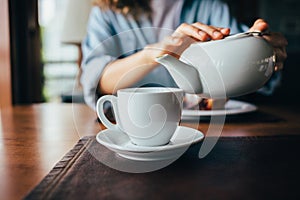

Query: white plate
left=96, top=126, right=204, bottom=161
left=182, top=100, right=257, bottom=120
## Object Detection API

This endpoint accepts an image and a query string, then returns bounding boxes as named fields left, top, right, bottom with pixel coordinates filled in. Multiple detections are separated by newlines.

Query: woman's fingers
left=191, top=22, right=229, bottom=40
left=172, top=23, right=206, bottom=41
left=263, top=32, right=288, bottom=48
left=249, top=19, right=269, bottom=32
left=262, top=32, right=288, bottom=71
left=173, top=22, right=230, bottom=41
left=273, top=47, right=287, bottom=71
left=249, top=19, right=288, bottom=71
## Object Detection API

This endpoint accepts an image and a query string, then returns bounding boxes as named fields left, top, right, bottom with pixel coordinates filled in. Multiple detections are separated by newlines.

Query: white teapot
left=156, top=32, right=275, bottom=98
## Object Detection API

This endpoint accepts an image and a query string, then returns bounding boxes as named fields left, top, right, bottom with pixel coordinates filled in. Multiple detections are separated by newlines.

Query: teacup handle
left=96, top=95, right=119, bottom=131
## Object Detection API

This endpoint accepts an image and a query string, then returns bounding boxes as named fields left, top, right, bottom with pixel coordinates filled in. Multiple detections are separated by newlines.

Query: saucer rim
left=96, top=126, right=204, bottom=153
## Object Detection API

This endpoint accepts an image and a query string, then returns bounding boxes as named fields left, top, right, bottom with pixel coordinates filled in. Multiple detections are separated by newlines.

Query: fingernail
left=213, top=31, right=222, bottom=38
left=198, top=31, right=208, bottom=41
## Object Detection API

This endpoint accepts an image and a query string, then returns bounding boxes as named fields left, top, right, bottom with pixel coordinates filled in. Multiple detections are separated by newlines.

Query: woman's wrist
left=141, top=45, right=161, bottom=65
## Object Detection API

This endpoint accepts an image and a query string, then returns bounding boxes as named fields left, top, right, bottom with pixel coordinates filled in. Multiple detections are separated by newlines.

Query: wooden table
left=1, top=102, right=300, bottom=200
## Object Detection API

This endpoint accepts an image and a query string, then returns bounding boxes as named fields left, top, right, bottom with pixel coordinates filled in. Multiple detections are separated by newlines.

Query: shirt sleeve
left=80, top=7, right=118, bottom=110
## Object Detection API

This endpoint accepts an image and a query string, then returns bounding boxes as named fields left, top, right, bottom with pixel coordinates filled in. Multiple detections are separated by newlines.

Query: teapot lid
left=224, top=31, right=269, bottom=40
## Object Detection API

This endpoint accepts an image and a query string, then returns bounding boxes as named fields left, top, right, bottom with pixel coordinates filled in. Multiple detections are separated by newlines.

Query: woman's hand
left=249, top=19, right=288, bottom=71
left=144, top=22, right=230, bottom=62
left=172, top=22, right=230, bottom=41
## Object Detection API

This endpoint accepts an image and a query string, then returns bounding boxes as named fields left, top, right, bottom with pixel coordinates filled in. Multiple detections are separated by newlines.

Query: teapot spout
left=155, top=54, right=203, bottom=94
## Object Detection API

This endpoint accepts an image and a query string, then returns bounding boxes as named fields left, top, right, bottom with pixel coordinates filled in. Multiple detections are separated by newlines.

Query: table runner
left=24, top=135, right=300, bottom=200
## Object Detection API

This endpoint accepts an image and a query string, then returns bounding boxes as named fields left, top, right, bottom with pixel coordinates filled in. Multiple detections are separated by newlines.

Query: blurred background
left=1, top=0, right=300, bottom=107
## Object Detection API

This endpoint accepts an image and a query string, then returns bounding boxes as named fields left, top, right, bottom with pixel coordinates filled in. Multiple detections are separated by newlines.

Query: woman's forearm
left=99, top=49, right=158, bottom=94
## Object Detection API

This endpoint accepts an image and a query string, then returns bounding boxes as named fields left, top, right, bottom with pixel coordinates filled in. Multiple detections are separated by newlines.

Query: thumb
left=249, top=19, right=269, bottom=32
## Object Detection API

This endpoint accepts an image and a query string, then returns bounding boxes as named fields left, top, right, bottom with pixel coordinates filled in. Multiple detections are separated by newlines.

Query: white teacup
left=96, top=87, right=184, bottom=146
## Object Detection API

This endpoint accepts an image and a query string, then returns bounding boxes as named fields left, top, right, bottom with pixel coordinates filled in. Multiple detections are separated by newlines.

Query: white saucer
left=96, top=126, right=204, bottom=161
left=182, top=100, right=257, bottom=120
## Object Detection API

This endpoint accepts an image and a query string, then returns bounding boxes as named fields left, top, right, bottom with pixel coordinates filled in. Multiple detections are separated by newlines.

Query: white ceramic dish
left=96, top=126, right=204, bottom=161
left=181, top=100, right=257, bottom=120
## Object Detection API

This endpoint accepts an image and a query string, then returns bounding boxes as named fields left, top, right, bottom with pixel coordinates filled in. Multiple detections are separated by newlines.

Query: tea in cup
left=96, top=87, right=184, bottom=146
